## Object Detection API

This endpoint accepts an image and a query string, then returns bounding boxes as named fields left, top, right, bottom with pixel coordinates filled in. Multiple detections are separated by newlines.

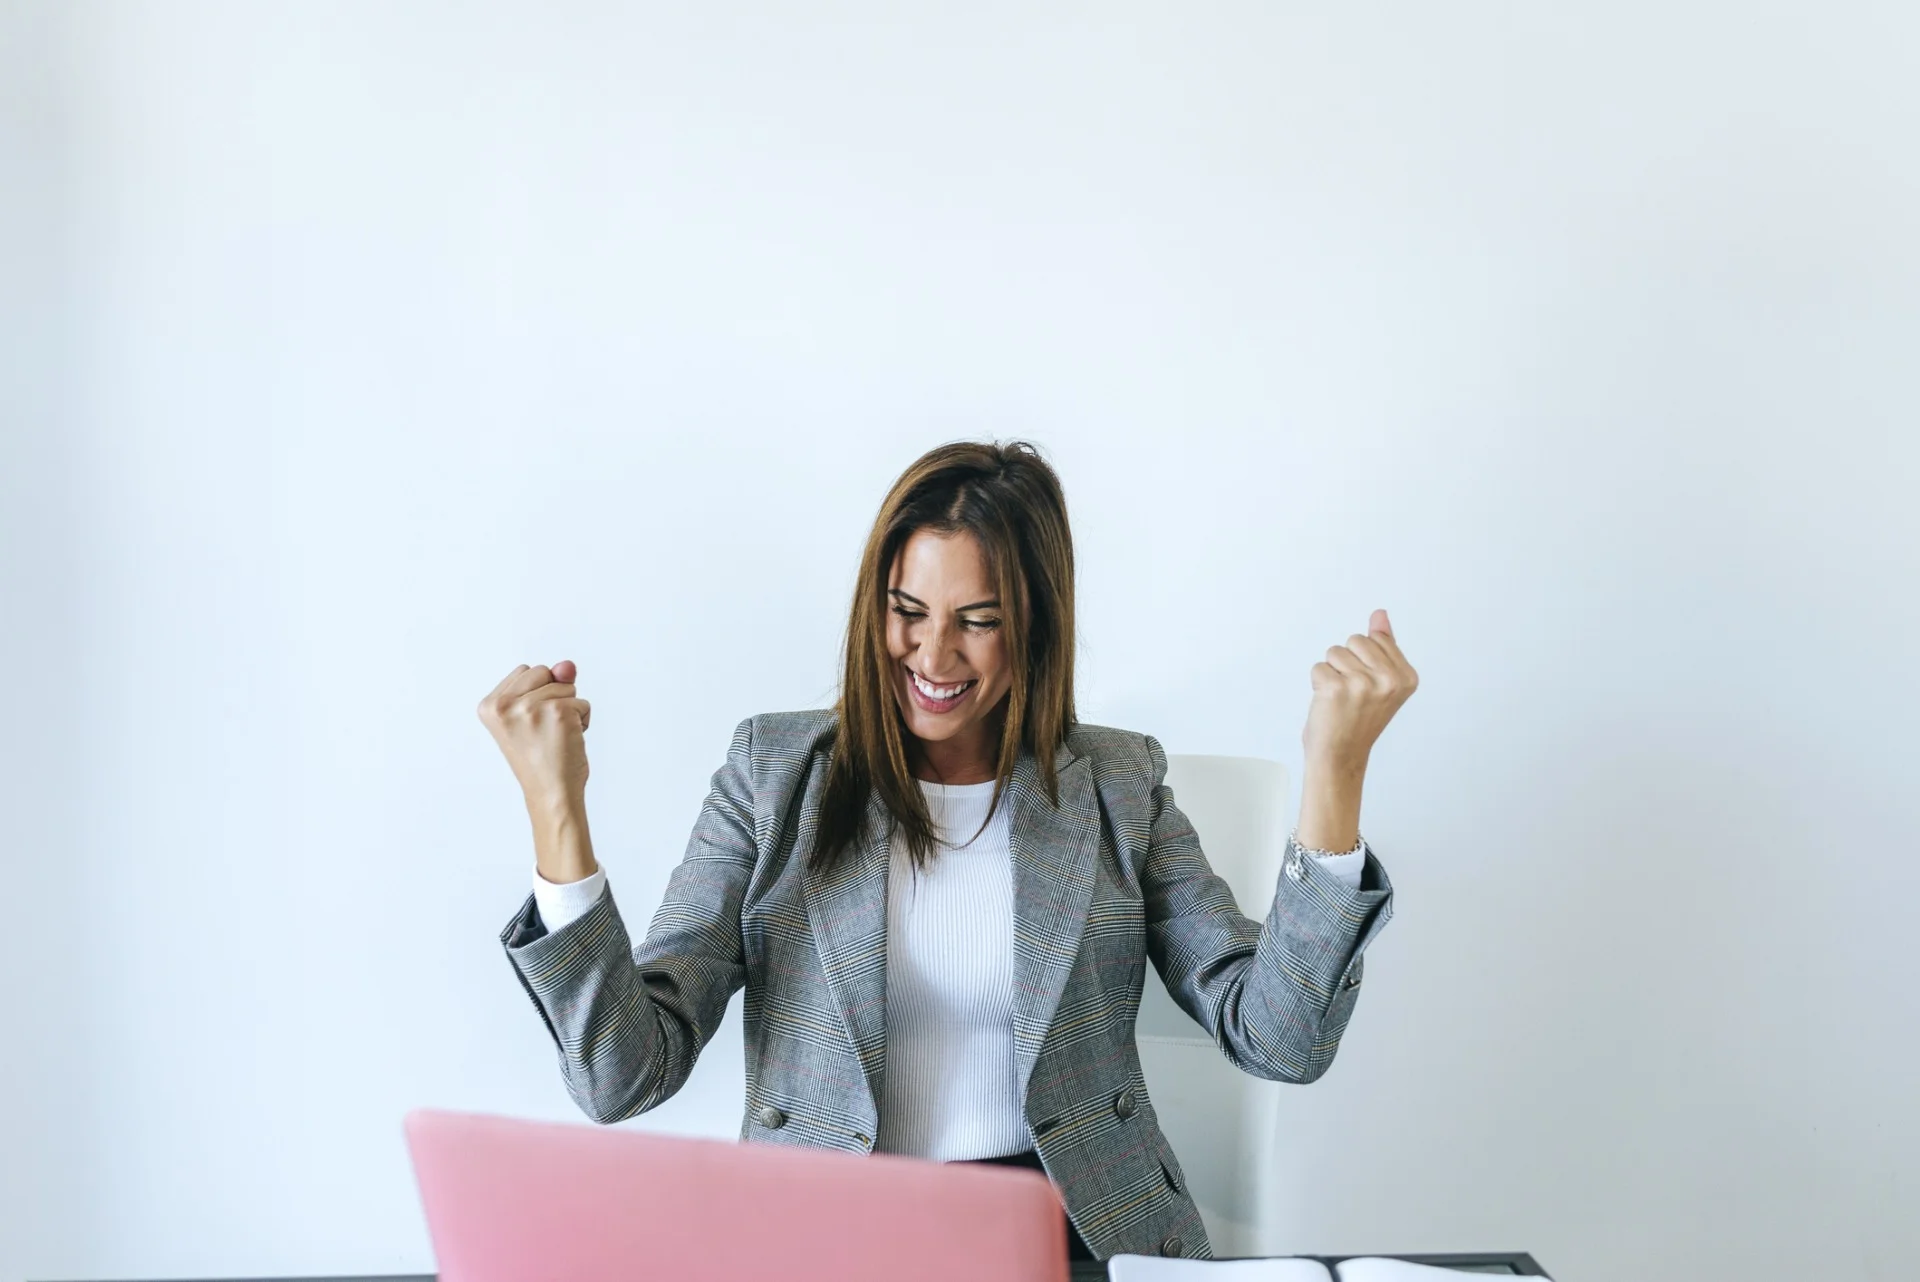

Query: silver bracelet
left=1284, top=826, right=1364, bottom=879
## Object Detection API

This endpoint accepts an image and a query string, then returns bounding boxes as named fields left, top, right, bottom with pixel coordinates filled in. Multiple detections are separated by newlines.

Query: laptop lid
left=404, top=1107, right=1070, bottom=1282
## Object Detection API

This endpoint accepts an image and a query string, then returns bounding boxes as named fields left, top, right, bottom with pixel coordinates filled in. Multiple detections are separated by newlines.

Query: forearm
left=499, top=888, right=674, bottom=1124
left=1296, top=753, right=1365, bottom=852
left=528, top=793, right=600, bottom=884
left=1221, top=839, right=1388, bottom=1082
left=1140, top=731, right=1391, bottom=1084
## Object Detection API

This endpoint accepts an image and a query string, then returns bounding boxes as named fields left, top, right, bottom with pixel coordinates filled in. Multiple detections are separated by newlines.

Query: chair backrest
left=1134, top=752, right=1293, bottom=1258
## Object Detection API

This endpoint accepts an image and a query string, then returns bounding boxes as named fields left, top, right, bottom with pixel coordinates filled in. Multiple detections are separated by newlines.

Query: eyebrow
left=889, top=588, right=1002, bottom=612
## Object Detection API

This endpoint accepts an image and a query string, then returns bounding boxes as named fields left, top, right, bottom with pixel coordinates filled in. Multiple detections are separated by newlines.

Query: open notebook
left=1108, top=1257, right=1528, bottom=1282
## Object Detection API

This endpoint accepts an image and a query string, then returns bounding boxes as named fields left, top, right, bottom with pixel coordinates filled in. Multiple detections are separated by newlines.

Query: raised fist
left=478, top=659, right=592, bottom=809
left=1303, top=609, right=1418, bottom=769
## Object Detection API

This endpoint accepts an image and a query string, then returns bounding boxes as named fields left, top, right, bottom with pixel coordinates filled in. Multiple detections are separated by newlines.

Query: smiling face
left=885, top=527, right=1016, bottom=777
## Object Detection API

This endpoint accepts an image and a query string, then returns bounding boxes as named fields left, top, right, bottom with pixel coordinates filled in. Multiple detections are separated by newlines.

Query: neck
left=907, top=706, right=1009, bottom=785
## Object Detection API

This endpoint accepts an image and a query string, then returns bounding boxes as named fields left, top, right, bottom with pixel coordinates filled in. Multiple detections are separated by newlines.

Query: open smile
left=906, top=666, right=977, bottom=711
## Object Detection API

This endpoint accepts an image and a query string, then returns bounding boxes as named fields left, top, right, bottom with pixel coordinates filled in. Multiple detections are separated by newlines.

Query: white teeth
left=911, top=670, right=973, bottom=699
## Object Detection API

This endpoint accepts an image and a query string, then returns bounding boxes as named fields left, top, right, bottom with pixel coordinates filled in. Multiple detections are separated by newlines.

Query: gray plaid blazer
left=500, top=708, right=1394, bottom=1261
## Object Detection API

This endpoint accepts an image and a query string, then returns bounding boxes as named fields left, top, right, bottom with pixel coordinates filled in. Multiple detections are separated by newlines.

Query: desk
left=50, top=1256, right=1550, bottom=1281
left=1070, top=1254, right=1549, bottom=1279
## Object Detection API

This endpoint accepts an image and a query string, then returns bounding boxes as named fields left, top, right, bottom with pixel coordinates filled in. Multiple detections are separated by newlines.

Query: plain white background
left=4, top=3, right=1916, bottom=1280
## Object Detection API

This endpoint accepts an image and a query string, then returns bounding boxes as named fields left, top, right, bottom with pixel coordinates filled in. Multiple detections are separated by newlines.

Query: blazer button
left=1160, top=1235, right=1184, bottom=1256
left=756, top=1104, right=786, bottom=1129
left=1113, top=1089, right=1137, bottom=1119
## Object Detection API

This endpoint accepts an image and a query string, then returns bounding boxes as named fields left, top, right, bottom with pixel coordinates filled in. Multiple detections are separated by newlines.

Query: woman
left=479, top=439, right=1416, bottom=1264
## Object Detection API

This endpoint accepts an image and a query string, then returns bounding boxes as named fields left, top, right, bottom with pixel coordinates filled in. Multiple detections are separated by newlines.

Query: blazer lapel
left=801, top=737, right=1103, bottom=1125
left=801, top=785, right=894, bottom=1125
left=1008, top=740, right=1102, bottom=1103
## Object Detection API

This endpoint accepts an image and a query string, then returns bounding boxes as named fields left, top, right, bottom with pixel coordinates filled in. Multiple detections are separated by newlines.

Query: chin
left=907, top=715, right=970, bottom=741
left=894, top=697, right=957, bottom=737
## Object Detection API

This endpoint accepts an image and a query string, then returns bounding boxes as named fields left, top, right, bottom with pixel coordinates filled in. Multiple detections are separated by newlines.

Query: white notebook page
left=1337, top=1261, right=1528, bottom=1280
left=1105, top=1256, right=1333, bottom=1282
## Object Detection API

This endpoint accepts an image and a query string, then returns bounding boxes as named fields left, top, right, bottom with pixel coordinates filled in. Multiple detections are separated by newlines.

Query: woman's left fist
left=1303, top=608, right=1419, bottom=769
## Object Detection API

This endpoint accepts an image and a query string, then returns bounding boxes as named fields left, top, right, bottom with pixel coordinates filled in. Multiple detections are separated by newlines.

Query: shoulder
left=699, top=710, right=838, bottom=814
left=720, top=710, right=1162, bottom=781
left=731, top=707, right=840, bottom=763
left=1064, top=720, right=1162, bottom=784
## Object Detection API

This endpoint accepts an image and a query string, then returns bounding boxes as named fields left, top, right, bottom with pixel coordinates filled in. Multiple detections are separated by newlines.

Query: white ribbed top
left=873, top=776, right=1028, bottom=1161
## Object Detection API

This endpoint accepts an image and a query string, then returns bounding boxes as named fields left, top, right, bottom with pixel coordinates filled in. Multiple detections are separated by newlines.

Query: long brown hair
left=812, top=439, right=1078, bottom=875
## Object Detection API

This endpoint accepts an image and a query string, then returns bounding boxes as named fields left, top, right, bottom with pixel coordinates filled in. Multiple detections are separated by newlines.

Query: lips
left=911, top=669, right=976, bottom=698
left=907, top=666, right=977, bottom=709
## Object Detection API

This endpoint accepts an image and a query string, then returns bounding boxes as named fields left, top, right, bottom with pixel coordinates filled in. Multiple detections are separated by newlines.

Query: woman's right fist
left=478, top=660, right=592, bottom=810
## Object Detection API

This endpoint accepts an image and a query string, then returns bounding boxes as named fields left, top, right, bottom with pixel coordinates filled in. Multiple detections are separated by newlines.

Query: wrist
left=1296, top=754, right=1365, bottom=857
left=1289, top=825, right=1365, bottom=858
left=1304, top=750, right=1369, bottom=782
left=525, top=788, right=586, bottom=824
left=527, top=795, right=597, bottom=883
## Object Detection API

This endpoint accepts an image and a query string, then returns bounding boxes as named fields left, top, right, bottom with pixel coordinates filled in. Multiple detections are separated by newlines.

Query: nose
left=915, top=618, right=968, bottom=682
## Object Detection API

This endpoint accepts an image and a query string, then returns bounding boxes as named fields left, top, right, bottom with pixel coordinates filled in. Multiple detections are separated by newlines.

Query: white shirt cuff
left=1311, top=845, right=1367, bottom=889
left=532, top=865, right=608, bottom=933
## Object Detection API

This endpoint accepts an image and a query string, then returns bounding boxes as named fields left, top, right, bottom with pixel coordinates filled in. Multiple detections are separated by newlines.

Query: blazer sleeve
left=1138, top=731, right=1395, bottom=1084
left=498, top=715, right=759, bottom=1123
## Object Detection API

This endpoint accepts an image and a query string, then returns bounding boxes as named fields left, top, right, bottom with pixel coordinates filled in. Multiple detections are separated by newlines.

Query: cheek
left=974, top=636, right=1009, bottom=687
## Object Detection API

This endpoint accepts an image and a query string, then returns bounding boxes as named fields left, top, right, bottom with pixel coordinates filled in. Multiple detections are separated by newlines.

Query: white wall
left=6, top=3, right=1917, bottom=1280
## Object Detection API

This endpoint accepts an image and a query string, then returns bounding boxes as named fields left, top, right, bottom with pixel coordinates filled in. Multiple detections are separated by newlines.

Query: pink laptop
left=404, top=1107, right=1070, bottom=1282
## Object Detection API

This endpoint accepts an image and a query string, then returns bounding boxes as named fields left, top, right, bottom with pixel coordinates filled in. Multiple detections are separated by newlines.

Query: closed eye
left=890, top=605, right=1000, bottom=630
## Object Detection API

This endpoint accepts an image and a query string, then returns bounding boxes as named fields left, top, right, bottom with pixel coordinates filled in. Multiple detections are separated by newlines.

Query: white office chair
left=1136, top=753, right=1296, bottom=1258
